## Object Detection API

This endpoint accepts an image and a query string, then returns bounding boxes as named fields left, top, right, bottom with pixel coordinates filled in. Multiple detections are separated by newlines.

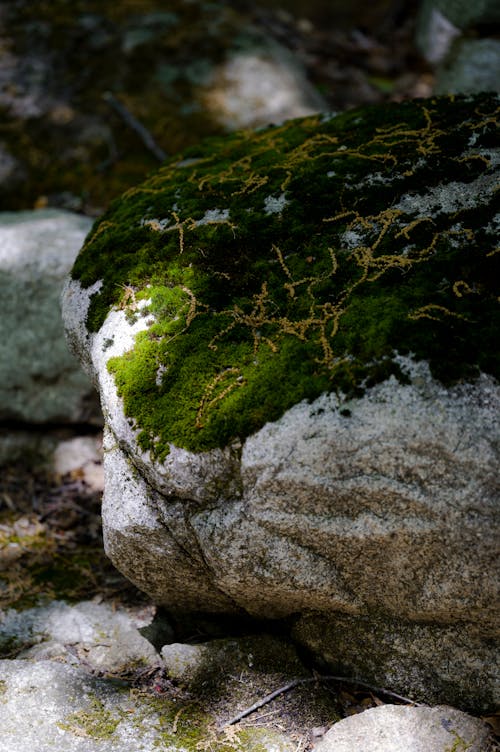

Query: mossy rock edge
left=70, top=93, right=500, bottom=456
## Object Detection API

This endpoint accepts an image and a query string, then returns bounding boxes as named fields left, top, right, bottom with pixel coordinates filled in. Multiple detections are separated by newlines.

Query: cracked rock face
left=62, top=95, right=500, bottom=712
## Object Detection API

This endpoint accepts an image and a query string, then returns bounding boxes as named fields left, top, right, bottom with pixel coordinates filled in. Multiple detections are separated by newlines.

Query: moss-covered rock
left=0, top=658, right=300, bottom=751
left=63, top=94, right=500, bottom=713
left=67, top=93, right=499, bottom=457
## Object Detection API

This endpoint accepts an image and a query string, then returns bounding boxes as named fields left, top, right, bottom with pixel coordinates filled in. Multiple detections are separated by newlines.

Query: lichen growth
left=444, top=731, right=473, bottom=752
left=58, top=696, right=121, bottom=739
left=71, top=93, right=500, bottom=456
left=58, top=690, right=290, bottom=750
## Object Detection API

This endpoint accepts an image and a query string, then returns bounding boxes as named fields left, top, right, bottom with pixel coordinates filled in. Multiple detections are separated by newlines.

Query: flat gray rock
left=0, top=659, right=296, bottom=752
left=0, top=600, right=159, bottom=674
left=313, top=704, right=491, bottom=752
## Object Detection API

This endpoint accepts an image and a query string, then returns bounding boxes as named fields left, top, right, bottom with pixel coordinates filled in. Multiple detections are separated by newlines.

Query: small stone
left=52, top=436, right=104, bottom=490
left=202, top=31, right=326, bottom=129
left=161, top=642, right=209, bottom=682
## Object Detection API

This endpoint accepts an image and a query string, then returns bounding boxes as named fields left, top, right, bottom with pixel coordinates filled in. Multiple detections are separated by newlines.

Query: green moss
left=444, top=732, right=473, bottom=752
left=59, top=691, right=290, bottom=751
left=72, top=93, right=500, bottom=455
left=139, top=697, right=288, bottom=751
left=58, top=696, right=121, bottom=739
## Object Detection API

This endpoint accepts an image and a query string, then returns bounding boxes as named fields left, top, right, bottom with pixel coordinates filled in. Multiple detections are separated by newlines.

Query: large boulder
left=62, top=94, right=500, bottom=712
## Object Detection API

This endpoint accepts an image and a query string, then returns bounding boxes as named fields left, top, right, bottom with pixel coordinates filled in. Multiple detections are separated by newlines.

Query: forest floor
left=245, top=0, right=434, bottom=111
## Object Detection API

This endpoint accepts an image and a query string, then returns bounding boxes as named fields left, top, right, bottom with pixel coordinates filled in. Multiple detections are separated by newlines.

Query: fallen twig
left=222, top=675, right=423, bottom=727
left=323, top=676, right=423, bottom=706
left=102, top=91, right=167, bottom=162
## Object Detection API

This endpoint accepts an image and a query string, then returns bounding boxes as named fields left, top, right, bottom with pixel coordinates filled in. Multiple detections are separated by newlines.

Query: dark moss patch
left=71, top=93, right=500, bottom=455
left=0, top=539, right=126, bottom=614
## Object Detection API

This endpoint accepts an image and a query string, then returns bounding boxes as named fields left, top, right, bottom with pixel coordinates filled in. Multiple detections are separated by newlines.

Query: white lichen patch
left=141, top=216, right=172, bottom=231
left=141, top=207, right=231, bottom=233
left=155, top=363, right=168, bottom=387
left=263, top=193, right=288, bottom=215
left=320, top=111, right=339, bottom=123
left=61, top=278, right=103, bottom=377
left=196, top=208, right=230, bottom=225
left=459, top=147, right=500, bottom=171
left=485, top=213, right=500, bottom=235
left=341, top=227, right=371, bottom=250
left=394, top=170, right=498, bottom=217
left=175, top=156, right=205, bottom=168
left=358, top=171, right=390, bottom=186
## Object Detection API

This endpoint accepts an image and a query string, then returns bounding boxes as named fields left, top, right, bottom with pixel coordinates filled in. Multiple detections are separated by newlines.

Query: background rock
left=202, top=29, right=326, bottom=129
left=434, top=39, right=500, bottom=94
left=0, top=210, right=97, bottom=428
left=0, top=430, right=62, bottom=467
left=0, top=600, right=159, bottom=673
left=416, top=0, right=500, bottom=92
left=417, top=0, right=500, bottom=39
left=0, top=1, right=326, bottom=214
left=313, top=704, right=491, bottom=752
left=255, top=0, right=399, bottom=30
